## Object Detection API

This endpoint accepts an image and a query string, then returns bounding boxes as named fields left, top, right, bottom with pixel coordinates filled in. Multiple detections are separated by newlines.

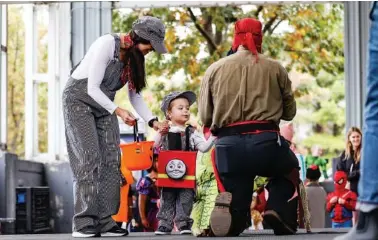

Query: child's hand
left=338, top=198, right=346, bottom=204
left=330, top=196, right=338, bottom=204
left=158, top=120, right=169, bottom=134
left=153, top=120, right=169, bottom=133
left=157, top=199, right=161, bottom=208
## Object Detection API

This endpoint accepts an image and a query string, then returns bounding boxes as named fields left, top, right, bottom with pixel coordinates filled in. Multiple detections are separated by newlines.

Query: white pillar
left=0, top=5, right=7, bottom=146
left=47, top=4, right=58, bottom=161
left=23, top=4, right=37, bottom=159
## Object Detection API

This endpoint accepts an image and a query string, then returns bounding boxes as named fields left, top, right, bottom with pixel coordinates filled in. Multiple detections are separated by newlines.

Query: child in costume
left=153, top=91, right=215, bottom=235
left=306, top=145, right=329, bottom=179
left=305, top=165, right=327, bottom=228
left=136, top=162, right=159, bottom=232
left=326, top=171, right=357, bottom=228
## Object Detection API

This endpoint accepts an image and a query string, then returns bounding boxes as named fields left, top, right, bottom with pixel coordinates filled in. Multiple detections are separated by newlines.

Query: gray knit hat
left=132, top=16, right=167, bottom=54
left=161, top=91, right=197, bottom=116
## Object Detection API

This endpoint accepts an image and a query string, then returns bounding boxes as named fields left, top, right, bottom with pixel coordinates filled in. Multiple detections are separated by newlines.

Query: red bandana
left=120, top=34, right=135, bottom=90
left=231, top=18, right=263, bottom=63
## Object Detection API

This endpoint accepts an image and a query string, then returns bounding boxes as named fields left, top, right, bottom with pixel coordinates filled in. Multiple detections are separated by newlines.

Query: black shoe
left=263, top=210, right=296, bottom=236
left=179, top=225, right=192, bottom=235
left=72, top=226, right=99, bottom=238
left=101, top=225, right=129, bottom=237
left=333, top=209, right=378, bottom=240
left=155, top=226, right=171, bottom=235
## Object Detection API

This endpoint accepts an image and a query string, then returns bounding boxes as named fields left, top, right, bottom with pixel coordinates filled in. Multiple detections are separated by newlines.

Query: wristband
left=148, top=117, right=158, bottom=128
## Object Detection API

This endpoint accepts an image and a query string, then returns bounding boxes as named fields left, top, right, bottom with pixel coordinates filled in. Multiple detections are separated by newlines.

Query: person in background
left=280, top=123, right=306, bottom=181
left=305, top=165, right=327, bottom=228
left=306, top=145, right=329, bottom=180
left=337, top=127, right=362, bottom=224
left=327, top=171, right=357, bottom=228
left=136, top=162, right=159, bottom=232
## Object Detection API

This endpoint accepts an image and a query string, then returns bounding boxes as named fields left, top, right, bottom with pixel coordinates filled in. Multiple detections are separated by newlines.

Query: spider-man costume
left=326, top=171, right=357, bottom=228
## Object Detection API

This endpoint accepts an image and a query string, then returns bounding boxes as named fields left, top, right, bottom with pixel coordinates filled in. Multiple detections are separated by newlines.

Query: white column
left=57, top=3, right=72, bottom=160
left=47, top=4, right=58, bottom=161
left=23, top=4, right=37, bottom=159
left=0, top=5, right=8, bottom=146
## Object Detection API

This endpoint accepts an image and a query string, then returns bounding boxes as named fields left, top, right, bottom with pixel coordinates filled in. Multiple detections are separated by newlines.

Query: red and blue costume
left=326, top=171, right=357, bottom=228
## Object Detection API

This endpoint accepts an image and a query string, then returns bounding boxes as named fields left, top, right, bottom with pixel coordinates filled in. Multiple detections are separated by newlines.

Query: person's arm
left=128, top=86, right=157, bottom=124
left=138, top=194, right=148, bottom=223
left=153, top=133, right=163, bottom=148
left=191, top=131, right=215, bottom=153
left=87, top=35, right=118, bottom=114
left=199, top=68, right=214, bottom=128
left=277, top=64, right=296, bottom=121
left=326, top=193, right=337, bottom=212
left=342, top=192, right=357, bottom=211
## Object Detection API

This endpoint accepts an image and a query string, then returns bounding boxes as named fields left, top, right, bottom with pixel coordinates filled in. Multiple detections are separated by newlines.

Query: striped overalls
left=62, top=34, right=125, bottom=232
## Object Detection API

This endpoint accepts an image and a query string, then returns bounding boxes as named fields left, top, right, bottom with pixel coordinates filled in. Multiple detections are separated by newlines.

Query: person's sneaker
left=333, top=209, right=378, bottom=240
left=155, top=226, right=172, bottom=235
left=101, top=225, right=129, bottom=237
left=179, top=225, right=192, bottom=235
left=72, top=226, right=99, bottom=238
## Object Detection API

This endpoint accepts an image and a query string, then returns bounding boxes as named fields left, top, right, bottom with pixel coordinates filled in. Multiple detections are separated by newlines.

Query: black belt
left=213, top=122, right=279, bottom=138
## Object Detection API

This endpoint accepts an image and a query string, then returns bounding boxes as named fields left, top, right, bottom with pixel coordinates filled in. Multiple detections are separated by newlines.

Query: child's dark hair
left=306, top=165, right=321, bottom=181
left=123, top=30, right=149, bottom=94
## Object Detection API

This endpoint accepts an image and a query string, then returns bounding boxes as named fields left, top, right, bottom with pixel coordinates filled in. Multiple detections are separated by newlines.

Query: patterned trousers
left=157, top=188, right=194, bottom=230
left=63, top=99, right=121, bottom=232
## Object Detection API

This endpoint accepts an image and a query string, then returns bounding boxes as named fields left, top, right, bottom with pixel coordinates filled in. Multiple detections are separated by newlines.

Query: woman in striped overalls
left=62, top=16, right=169, bottom=238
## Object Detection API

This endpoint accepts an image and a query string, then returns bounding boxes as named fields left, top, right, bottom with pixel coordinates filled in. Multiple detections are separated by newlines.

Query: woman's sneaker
left=179, top=226, right=192, bottom=235
left=101, top=225, right=129, bottom=237
left=72, top=226, right=99, bottom=238
left=155, top=226, right=171, bottom=235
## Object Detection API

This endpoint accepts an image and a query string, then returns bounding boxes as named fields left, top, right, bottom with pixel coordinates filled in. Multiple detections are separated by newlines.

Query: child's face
left=167, top=98, right=191, bottom=125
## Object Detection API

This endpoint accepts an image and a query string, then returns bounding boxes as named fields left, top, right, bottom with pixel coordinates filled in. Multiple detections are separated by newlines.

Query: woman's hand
left=153, top=120, right=169, bottom=133
left=115, top=107, right=136, bottom=126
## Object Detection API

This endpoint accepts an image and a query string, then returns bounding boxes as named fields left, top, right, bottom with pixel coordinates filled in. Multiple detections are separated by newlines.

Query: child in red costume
left=327, top=171, right=357, bottom=228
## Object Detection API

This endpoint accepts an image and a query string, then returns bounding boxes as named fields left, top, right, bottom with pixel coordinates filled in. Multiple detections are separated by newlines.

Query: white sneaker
left=72, top=226, right=98, bottom=238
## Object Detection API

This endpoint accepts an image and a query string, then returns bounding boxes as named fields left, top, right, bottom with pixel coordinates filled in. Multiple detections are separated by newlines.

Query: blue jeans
left=358, top=2, right=378, bottom=207
left=332, top=220, right=353, bottom=229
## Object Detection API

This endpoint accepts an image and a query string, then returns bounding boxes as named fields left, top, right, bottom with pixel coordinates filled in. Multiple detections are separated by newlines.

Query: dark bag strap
left=133, top=120, right=139, bottom=142
left=185, top=125, right=192, bottom=151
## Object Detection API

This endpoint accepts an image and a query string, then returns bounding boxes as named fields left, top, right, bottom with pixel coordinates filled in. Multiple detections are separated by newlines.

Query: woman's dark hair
left=123, top=31, right=150, bottom=93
